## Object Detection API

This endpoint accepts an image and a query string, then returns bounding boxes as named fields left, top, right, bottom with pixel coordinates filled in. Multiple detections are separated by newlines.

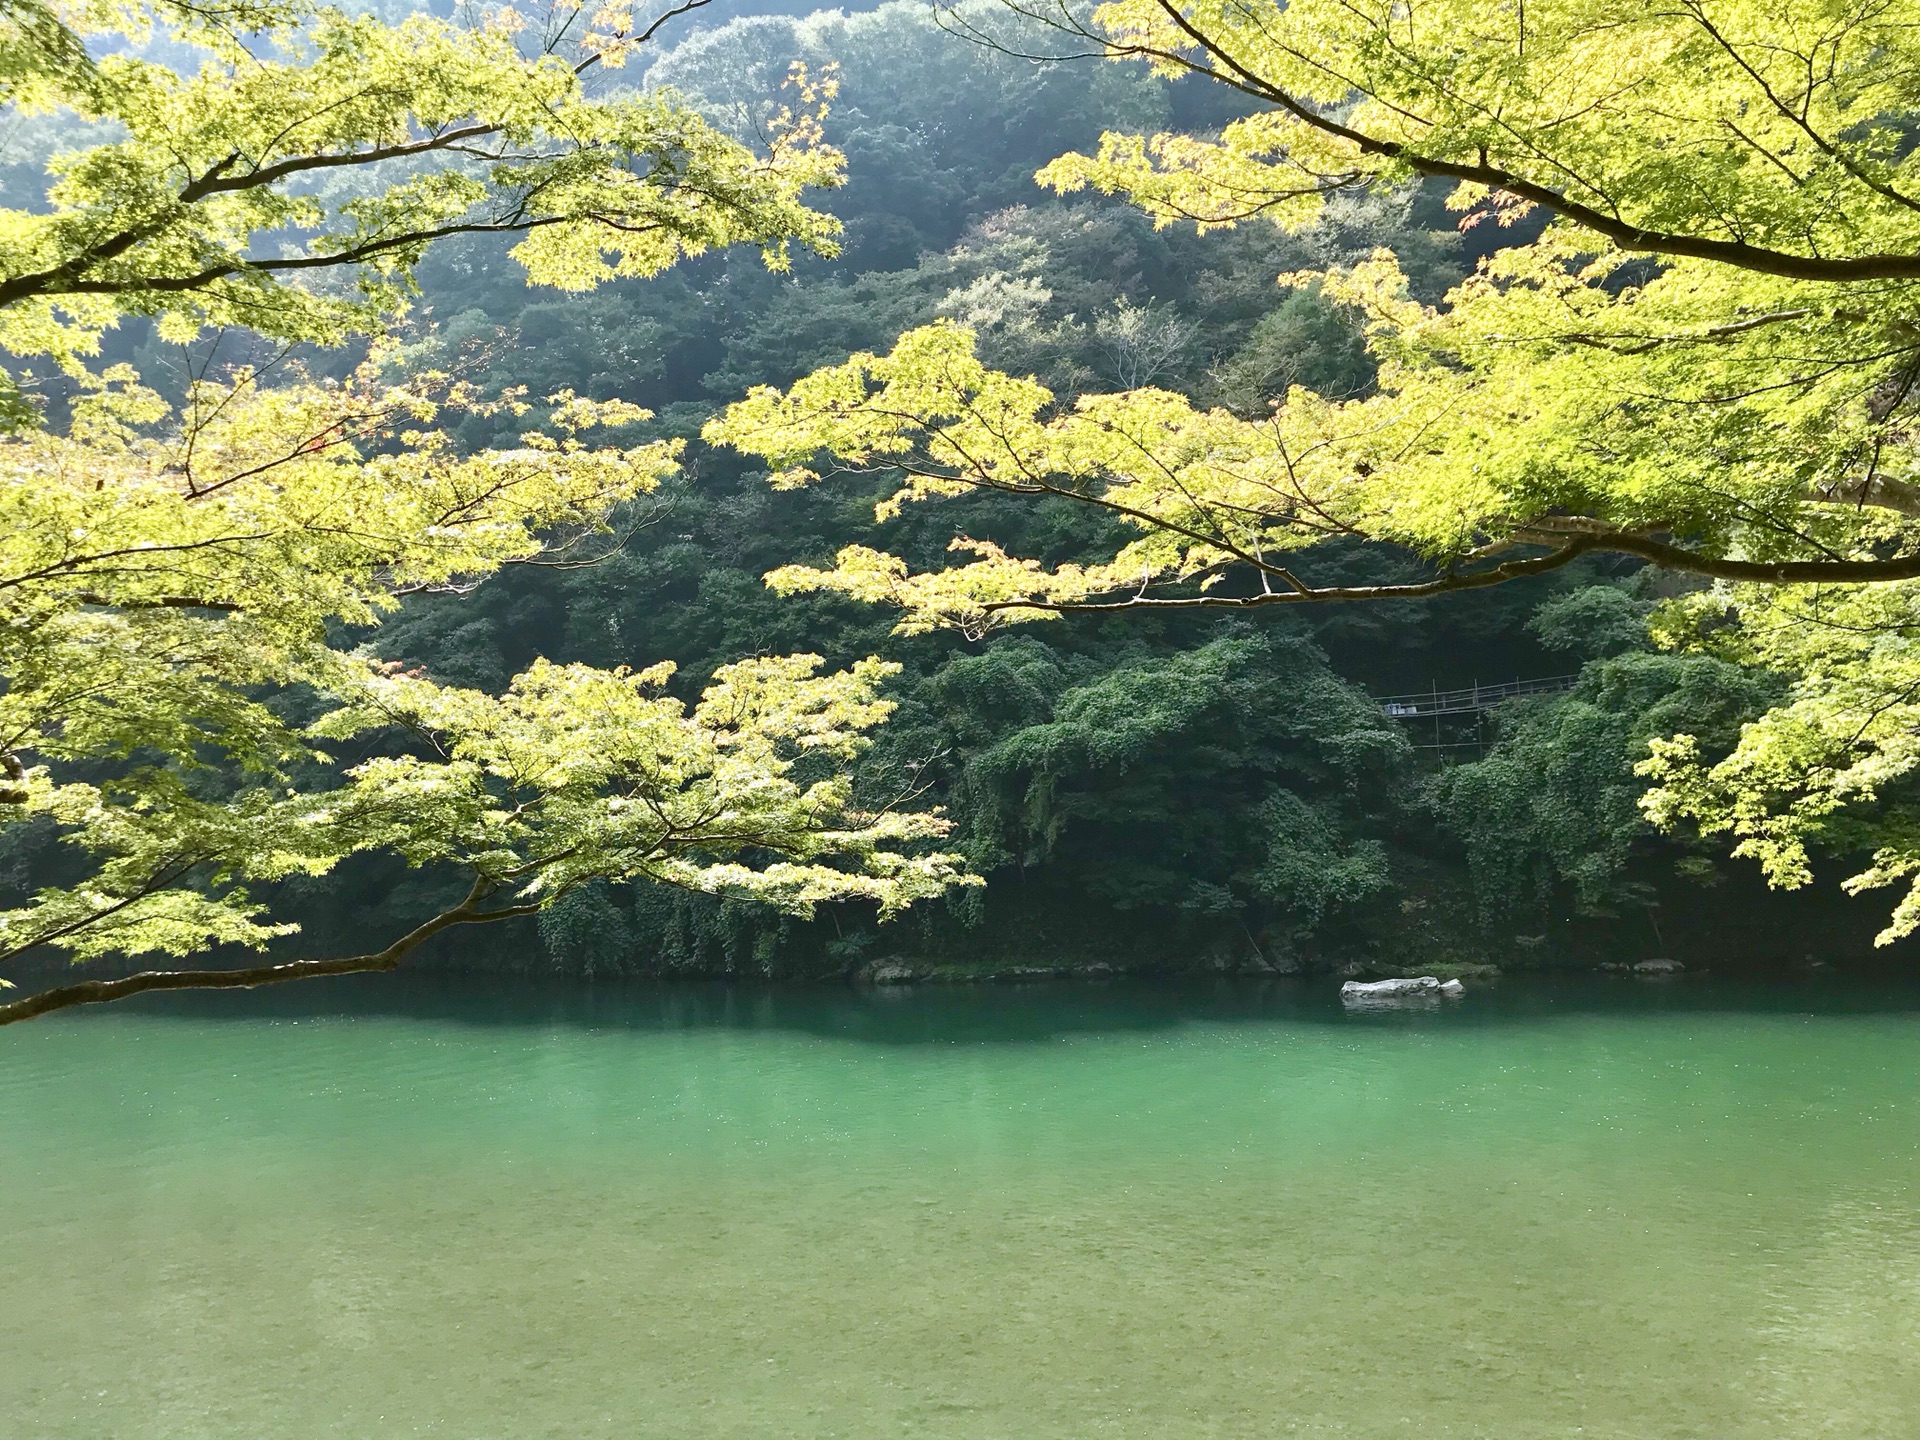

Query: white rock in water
left=1341, top=976, right=1442, bottom=1000
left=1439, top=979, right=1466, bottom=997
left=1634, top=959, right=1684, bottom=975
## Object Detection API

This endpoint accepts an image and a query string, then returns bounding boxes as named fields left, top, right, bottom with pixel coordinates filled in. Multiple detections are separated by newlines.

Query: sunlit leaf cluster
left=0, top=0, right=844, bottom=420
left=0, top=361, right=971, bottom=981
left=0, top=1, right=972, bottom=1017
left=711, top=0, right=1920, bottom=930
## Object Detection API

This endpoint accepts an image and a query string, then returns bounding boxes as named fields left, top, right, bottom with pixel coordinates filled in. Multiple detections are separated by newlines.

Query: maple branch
left=1515, top=522, right=1920, bottom=584
left=1110, top=0, right=1920, bottom=283
left=979, top=539, right=1597, bottom=616
left=971, top=517, right=1920, bottom=623
left=0, top=886, right=542, bottom=1026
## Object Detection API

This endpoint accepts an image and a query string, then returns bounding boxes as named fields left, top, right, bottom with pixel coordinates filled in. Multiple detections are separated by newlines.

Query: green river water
left=2, top=974, right=1917, bottom=1439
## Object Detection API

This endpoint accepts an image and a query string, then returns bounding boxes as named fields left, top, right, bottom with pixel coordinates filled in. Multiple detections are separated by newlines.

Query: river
left=2, top=974, right=1916, bottom=1438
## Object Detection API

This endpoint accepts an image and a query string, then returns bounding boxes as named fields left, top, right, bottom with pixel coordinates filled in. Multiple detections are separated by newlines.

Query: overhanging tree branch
left=0, top=212, right=580, bottom=304
left=1062, top=0, right=1920, bottom=282
left=1515, top=523, right=1920, bottom=584
left=972, top=523, right=1920, bottom=622
left=0, top=888, right=543, bottom=1026
left=979, top=539, right=1597, bottom=616
left=0, top=0, right=759, bottom=313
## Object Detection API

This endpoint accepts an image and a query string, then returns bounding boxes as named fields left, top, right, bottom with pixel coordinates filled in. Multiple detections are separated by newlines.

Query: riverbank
left=9, top=851, right=1909, bottom=997
left=851, top=957, right=1506, bottom=986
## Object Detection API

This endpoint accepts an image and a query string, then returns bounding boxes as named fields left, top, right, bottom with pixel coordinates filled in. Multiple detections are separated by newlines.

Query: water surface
left=3, top=975, right=1917, bottom=1438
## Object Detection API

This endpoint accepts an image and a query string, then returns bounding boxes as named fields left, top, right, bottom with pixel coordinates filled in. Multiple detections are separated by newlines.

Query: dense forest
left=4, top=0, right=1914, bottom=998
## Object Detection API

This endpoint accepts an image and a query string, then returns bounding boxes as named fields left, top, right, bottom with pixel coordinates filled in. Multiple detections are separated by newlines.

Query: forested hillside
left=3, top=0, right=1901, bottom=985
left=353, top=3, right=1879, bottom=977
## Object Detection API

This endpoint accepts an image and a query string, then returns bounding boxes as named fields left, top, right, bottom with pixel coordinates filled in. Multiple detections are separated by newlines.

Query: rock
left=1439, top=979, right=1466, bottom=997
left=1341, top=976, right=1443, bottom=1002
left=868, top=961, right=918, bottom=984
left=1598, top=962, right=1631, bottom=974
left=1634, top=959, right=1685, bottom=975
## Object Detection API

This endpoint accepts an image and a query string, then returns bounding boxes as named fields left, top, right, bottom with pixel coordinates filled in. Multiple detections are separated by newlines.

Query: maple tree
left=711, top=0, right=1920, bottom=937
left=0, top=0, right=972, bottom=1023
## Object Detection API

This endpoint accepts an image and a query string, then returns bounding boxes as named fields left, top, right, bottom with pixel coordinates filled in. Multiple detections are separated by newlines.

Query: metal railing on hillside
left=1375, top=674, right=1579, bottom=719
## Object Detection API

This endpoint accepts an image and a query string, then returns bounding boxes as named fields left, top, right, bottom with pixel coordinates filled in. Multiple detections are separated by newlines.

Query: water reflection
left=74, top=966, right=1920, bottom=1045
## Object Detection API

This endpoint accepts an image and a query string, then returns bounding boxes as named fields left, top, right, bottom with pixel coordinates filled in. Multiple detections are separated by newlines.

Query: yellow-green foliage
left=1638, top=582, right=1920, bottom=944
left=711, top=0, right=1920, bottom=935
left=0, top=3, right=970, bottom=1001
left=0, top=0, right=843, bottom=417
left=0, top=360, right=972, bottom=974
left=1043, top=0, right=1920, bottom=264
